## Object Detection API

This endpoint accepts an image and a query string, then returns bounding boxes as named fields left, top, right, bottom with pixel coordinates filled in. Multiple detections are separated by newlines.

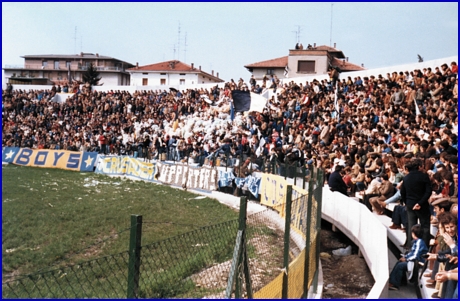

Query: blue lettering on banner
left=16, top=148, right=33, bottom=165
left=34, top=151, right=48, bottom=166
left=53, top=152, right=65, bottom=166
left=67, top=153, right=80, bottom=169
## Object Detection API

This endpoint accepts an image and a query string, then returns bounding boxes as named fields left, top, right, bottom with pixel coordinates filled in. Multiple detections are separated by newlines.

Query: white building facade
left=128, top=60, right=224, bottom=86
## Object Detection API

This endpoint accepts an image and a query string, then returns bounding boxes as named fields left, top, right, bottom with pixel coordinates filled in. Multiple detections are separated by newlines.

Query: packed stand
left=2, top=60, right=458, bottom=297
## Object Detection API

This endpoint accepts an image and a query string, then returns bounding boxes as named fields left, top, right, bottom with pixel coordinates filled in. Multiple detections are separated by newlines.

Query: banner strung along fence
left=2, top=163, right=323, bottom=298
left=225, top=166, right=323, bottom=298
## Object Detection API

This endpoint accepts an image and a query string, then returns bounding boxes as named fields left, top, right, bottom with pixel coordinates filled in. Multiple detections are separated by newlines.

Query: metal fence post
left=235, top=196, right=247, bottom=298
left=313, top=168, right=323, bottom=293
left=240, top=196, right=253, bottom=299
left=282, top=185, right=293, bottom=299
left=127, top=215, right=142, bottom=299
left=303, top=178, right=314, bottom=298
left=226, top=196, right=250, bottom=299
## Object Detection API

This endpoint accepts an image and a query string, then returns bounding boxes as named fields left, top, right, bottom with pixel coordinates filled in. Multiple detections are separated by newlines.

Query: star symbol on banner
left=5, top=150, right=15, bottom=160
left=84, top=156, right=94, bottom=168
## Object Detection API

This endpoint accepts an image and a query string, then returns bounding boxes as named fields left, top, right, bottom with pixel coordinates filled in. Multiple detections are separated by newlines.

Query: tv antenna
left=74, top=26, right=77, bottom=54
left=183, top=32, right=188, bottom=63
left=177, top=22, right=181, bottom=61
left=292, top=25, right=301, bottom=44
left=171, top=44, right=176, bottom=60
left=330, top=3, right=333, bottom=47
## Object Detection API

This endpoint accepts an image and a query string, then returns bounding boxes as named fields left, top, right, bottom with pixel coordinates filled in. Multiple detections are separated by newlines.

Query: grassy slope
left=2, top=165, right=239, bottom=277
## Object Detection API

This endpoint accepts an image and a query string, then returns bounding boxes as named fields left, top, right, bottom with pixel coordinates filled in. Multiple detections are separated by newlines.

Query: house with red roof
left=244, top=43, right=364, bottom=81
left=127, top=60, right=224, bottom=86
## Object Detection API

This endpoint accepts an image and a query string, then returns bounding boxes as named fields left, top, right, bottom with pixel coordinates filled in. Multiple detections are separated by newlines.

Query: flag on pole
left=414, top=98, right=421, bottom=116
left=284, top=65, right=289, bottom=78
left=334, top=81, right=340, bottom=121
left=230, top=102, right=235, bottom=121
left=231, top=90, right=267, bottom=113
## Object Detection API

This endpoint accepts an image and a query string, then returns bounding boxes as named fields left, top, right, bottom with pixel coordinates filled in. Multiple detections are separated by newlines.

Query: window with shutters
left=297, top=60, right=316, bottom=73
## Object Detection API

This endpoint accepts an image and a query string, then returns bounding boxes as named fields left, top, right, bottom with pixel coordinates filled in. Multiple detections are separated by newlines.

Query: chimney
left=216, top=72, right=219, bottom=78
left=313, top=43, right=316, bottom=48
left=361, top=63, right=364, bottom=67
left=199, top=66, right=201, bottom=71
left=346, top=57, right=349, bottom=62
left=212, top=70, right=214, bottom=76
left=136, top=62, right=139, bottom=69
left=96, top=53, right=99, bottom=57
left=80, top=52, right=83, bottom=57
left=191, top=63, right=194, bottom=69
left=334, top=43, right=336, bottom=48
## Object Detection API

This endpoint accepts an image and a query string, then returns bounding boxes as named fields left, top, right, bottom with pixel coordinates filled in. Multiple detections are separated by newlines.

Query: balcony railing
left=4, top=65, right=126, bottom=72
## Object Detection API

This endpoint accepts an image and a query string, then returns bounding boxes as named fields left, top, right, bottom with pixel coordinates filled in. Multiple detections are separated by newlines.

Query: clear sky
left=2, top=2, right=458, bottom=84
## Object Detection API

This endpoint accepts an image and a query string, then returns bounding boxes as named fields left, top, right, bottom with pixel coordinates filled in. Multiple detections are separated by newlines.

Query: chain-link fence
left=226, top=167, right=323, bottom=298
left=3, top=251, right=130, bottom=298
left=3, top=167, right=324, bottom=299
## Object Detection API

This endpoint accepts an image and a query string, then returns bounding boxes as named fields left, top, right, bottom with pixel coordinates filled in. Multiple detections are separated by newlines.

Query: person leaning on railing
left=425, top=211, right=458, bottom=298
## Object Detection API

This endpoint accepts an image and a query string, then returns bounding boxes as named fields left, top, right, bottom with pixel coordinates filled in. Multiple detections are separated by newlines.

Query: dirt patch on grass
left=190, top=210, right=288, bottom=298
left=320, top=226, right=374, bottom=299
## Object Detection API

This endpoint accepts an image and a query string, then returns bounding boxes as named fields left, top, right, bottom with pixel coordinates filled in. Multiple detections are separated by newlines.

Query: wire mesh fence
left=137, top=219, right=239, bottom=298
left=3, top=251, right=130, bottom=298
left=3, top=167, right=324, bottom=299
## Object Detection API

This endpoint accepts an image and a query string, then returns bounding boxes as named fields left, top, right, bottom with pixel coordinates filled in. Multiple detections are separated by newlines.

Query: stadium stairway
left=350, top=195, right=437, bottom=299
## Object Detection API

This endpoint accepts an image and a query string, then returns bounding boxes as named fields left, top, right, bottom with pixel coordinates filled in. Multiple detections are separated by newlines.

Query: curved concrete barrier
left=321, top=188, right=389, bottom=299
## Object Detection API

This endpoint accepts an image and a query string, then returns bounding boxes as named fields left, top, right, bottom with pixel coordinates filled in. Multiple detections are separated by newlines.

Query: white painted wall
left=129, top=71, right=222, bottom=86
left=287, top=54, right=329, bottom=78
left=321, top=188, right=389, bottom=299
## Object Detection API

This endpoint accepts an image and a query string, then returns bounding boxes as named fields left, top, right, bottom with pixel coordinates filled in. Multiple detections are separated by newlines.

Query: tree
left=82, top=63, right=102, bottom=87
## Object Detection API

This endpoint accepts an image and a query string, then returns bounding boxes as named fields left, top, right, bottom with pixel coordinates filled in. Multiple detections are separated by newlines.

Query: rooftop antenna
left=177, top=21, right=181, bottom=61
left=171, top=44, right=176, bottom=60
left=292, top=25, right=301, bottom=44
left=330, top=3, right=333, bottom=47
left=74, top=26, right=77, bottom=54
left=183, top=32, right=188, bottom=63
left=80, top=34, right=83, bottom=52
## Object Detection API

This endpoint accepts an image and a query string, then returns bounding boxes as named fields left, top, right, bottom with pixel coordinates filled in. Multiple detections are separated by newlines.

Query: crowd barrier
left=321, top=188, right=389, bottom=299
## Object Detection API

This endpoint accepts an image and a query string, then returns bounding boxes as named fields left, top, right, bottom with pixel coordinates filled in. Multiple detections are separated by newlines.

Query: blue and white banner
left=235, top=175, right=261, bottom=198
left=218, top=169, right=235, bottom=188
left=2, top=147, right=97, bottom=172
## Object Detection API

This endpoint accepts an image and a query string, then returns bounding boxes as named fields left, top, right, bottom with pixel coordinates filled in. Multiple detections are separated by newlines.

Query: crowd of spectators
left=2, top=60, right=458, bottom=297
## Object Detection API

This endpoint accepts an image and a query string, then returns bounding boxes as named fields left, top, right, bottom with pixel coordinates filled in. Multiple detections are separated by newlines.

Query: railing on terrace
left=4, top=65, right=126, bottom=72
